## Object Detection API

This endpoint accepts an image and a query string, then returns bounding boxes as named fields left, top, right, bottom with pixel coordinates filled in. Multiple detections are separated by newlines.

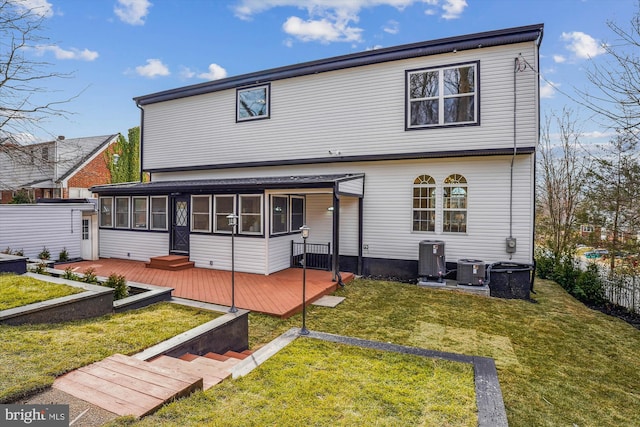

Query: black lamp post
left=300, top=224, right=310, bottom=335
left=227, top=213, right=238, bottom=313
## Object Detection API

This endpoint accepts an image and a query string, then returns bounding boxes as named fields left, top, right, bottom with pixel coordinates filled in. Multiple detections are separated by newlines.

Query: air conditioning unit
left=418, top=240, right=445, bottom=281
left=457, top=259, right=486, bottom=286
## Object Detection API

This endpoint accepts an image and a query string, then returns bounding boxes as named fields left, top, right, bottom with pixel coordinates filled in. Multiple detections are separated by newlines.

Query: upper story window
left=407, top=62, right=477, bottom=129
left=412, top=175, right=436, bottom=232
left=443, top=174, right=467, bottom=233
left=237, top=84, right=270, bottom=122
left=191, top=195, right=211, bottom=232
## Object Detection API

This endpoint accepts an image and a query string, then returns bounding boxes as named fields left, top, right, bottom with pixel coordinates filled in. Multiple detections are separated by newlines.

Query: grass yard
left=0, top=302, right=220, bottom=403
left=0, top=274, right=83, bottom=310
left=117, top=339, right=477, bottom=427
left=114, top=277, right=639, bottom=427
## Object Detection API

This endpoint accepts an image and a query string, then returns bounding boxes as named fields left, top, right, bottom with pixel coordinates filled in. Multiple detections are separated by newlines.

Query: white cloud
left=283, top=16, right=363, bottom=43
left=232, top=1, right=466, bottom=44
left=179, top=67, right=196, bottom=79
left=561, top=31, right=606, bottom=59
left=34, top=45, right=99, bottom=61
left=198, top=64, right=228, bottom=80
left=442, top=0, right=467, bottom=19
left=114, top=0, right=152, bottom=26
left=540, top=80, right=559, bottom=99
left=581, top=130, right=615, bottom=140
left=383, top=19, right=399, bottom=34
left=13, top=0, right=54, bottom=18
left=553, top=54, right=566, bottom=63
left=135, top=59, right=169, bottom=78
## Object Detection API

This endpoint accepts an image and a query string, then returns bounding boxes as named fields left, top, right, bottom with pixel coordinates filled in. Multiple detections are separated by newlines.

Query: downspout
left=136, top=101, right=145, bottom=182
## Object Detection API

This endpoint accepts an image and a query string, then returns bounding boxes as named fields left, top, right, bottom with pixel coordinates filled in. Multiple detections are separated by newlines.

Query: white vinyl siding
left=142, top=43, right=537, bottom=171
left=99, top=229, right=169, bottom=261
left=190, top=234, right=266, bottom=274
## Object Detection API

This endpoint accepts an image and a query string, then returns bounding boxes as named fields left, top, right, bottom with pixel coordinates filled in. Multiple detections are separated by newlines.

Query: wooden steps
left=52, top=350, right=252, bottom=418
left=145, top=255, right=194, bottom=271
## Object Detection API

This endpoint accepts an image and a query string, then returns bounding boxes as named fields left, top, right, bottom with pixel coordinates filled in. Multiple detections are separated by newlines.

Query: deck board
left=60, top=259, right=352, bottom=317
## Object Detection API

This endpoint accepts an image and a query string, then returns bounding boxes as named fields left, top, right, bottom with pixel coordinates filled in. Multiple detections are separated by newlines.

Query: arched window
left=443, top=174, right=467, bottom=233
left=412, top=175, right=436, bottom=232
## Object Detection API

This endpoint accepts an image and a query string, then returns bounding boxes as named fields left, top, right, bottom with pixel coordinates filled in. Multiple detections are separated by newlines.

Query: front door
left=171, top=195, right=190, bottom=254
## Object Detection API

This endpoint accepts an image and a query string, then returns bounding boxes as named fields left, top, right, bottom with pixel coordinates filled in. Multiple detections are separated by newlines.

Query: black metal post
left=300, top=225, right=310, bottom=335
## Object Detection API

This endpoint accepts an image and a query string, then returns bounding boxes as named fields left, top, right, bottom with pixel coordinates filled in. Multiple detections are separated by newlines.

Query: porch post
left=332, top=190, right=340, bottom=282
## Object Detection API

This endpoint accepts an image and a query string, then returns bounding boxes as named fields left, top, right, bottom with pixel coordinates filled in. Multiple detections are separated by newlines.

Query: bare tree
left=0, top=0, right=72, bottom=139
left=578, top=5, right=640, bottom=132
left=537, top=109, right=589, bottom=259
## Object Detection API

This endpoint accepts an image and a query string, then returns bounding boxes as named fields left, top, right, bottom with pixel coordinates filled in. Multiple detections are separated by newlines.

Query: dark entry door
left=171, top=195, right=190, bottom=254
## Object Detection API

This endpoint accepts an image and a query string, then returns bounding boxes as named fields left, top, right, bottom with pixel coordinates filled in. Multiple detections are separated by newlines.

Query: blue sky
left=9, top=0, right=639, bottom=142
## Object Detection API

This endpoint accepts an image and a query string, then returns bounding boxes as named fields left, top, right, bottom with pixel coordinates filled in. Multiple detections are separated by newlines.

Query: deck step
left=178, top=353, right=199, bottom=361
left=52, top=354, right=202, bottom=418
left=149, top=355, right=230, bottom=390
left=145, top=255, right=195, bottom=271
left=224, top=350, right=250, bottom=360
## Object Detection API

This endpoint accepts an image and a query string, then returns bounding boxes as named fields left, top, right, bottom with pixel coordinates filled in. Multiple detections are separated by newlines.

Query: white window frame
left=442, top=174, right=468, bottom=233
left=237, top=84, right=270, bottom=122
left=239, top=194, right=263, bottom=235
left=271, top=195, right=289, bottom=235
left=132, top=196, right=148, bottom=229
left=150, top=196, right=168, bottom=231
left=191, top=195, right=212, bottom=233
left=214, top=195, right=236, bottom=234
left=99, top=197, right=113, bottom=228
left=115, top=197, right=130, bottom=229
left=412, top=175, right=436, bottom=233
left=406, top=62, right=478, bottom=129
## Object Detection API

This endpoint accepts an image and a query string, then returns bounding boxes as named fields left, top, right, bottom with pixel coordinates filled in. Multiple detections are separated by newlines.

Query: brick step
left=52, top=354, right=202, bottom=418
left=145, top=255, right=195, bottom=271
left=148, top=355, right=230, bottom=390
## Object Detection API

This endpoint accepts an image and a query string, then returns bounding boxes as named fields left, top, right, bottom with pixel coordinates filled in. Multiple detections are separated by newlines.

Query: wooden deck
left=59, top=258, right=352, bottom=318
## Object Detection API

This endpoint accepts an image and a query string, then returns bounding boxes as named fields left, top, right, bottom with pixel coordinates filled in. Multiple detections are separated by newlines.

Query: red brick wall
left=67, top=147, right=113, bottom=191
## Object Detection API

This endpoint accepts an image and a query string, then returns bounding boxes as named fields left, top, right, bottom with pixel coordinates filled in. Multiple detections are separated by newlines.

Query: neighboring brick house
left=0, top=134, right=118, bottom=203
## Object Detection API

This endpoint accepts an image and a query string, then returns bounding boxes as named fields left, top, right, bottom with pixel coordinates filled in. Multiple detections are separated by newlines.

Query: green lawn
left=0, top=303, right=220, bottom=403
left=116, top=277, right=639, bottom=427
left=0, top=274, right=83, bottom=310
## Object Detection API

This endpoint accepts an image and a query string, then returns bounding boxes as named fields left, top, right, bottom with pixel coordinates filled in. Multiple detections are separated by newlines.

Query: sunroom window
left=290, top=196, right=305, bottom=231
left=132, top=197, right=148, bottom=229
left=271, top=195, right=289, bottom=234
left=412, top=175, right=436, bottom=232
left=443, top=174, right=467, bottom=233
left=237, top=84, right=270, bottom=122
left=99, top=197, right=113, bottom=227
left=214, top=195, right=235, bottom=233
left=407, top=63, right=477, bottom=129
left=150, top=196, right=167, bottom=230
left=191, top=195, right=211, bottom=232
left=115, top=197, right=130, bottom=228
left=239, top=195, right=262, bottom=234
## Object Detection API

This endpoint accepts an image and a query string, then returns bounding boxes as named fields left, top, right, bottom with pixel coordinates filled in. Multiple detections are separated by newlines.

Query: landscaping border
left=230, top=328, right=507, bottom=427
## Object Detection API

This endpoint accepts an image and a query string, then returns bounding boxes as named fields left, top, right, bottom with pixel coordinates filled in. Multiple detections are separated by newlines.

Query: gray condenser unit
left=418, top=240, right=445, bottom=281
left=457, top=259, right=486, bottom=286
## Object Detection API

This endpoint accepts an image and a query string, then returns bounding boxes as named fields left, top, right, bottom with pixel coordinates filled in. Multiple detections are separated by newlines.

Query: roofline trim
left=134, top=24, right=543, bottom=106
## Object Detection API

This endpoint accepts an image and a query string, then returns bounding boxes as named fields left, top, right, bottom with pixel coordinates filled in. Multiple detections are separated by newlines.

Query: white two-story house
left=92, top=24, right=543, bottom=282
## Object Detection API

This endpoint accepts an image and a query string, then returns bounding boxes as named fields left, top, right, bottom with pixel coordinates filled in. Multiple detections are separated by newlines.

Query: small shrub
left=30, top=261, right=49, bottom=275
left=14, top=249, right=24, bottom=256
left=1, top=247, right=11, bottom=255
left=62, top=267, right=80, bottom=281
left=534, top=249, right=555, bottom=279
left=104, top=273, right=129, bottom=300
left=38, top=247, right=50, bottom=260
left=81, top=267, right=99, bottom=284
left=575, top=263, right=605, bottom=305
left=58, top=248, right=69, bottom=262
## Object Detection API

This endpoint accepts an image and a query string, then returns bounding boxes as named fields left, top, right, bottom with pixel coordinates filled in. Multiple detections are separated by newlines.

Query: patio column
left=332, top=190, right=340, bottom=282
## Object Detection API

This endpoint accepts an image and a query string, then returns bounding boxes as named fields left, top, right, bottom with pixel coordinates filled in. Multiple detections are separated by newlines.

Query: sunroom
left=90, top=173, right=364, bottom=280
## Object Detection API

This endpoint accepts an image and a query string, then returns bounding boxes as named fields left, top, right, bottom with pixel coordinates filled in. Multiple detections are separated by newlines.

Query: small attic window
left=237, top=84, right=270, bottom=122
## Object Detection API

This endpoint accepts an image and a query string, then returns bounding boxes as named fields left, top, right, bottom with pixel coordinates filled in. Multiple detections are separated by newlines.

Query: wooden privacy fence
left=291, top=241, right=331, bottom=271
